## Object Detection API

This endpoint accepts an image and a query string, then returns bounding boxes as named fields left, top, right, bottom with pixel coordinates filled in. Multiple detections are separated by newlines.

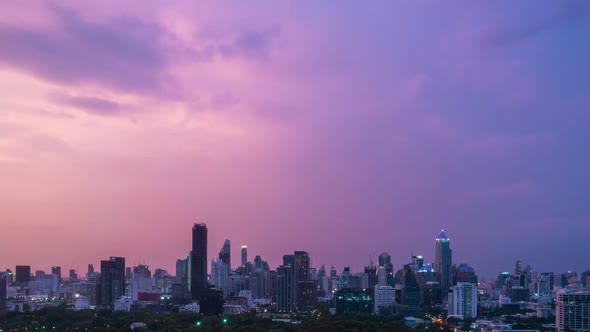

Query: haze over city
left=1, top=1, right=590, bottom=279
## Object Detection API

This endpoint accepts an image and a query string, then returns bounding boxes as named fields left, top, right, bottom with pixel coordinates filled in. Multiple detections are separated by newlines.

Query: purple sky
left=0, top=1, right=589, bottom=279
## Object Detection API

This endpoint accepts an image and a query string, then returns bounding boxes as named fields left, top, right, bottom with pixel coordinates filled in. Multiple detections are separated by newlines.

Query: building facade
left=556, top=288, right=590, bottom=332
left=448, top=282, right=477, bottom=319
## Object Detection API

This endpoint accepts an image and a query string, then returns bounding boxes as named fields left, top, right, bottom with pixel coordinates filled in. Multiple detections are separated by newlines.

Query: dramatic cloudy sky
left=1, top=1, right=589, bottom=279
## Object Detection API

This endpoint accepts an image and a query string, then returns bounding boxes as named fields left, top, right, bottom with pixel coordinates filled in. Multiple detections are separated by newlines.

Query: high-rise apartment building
left=277, top=264, right=294, bottom=312
left=448, top=282, right=477, bottom=319
left=191, top=223, right=208, bottom=300
left=100, top=257, right=125, bottom=310
left=435, top=230, right=452, bottom=293
left=556, top=288, right=590, bottom=332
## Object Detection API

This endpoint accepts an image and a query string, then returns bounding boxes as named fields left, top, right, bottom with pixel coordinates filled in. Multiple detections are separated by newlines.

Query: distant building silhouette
left=51, top=266, right=62, bottom=284
left=378, top=252, right=395, bottom=287
left=365, top=264, right=377, bottom=290
left=191, top=223, right=208, bottom=301
left=99, top=257, right=125, bottom=310
left=219, top=239, right=231, bottom=271
left=241, top=245, right=248, bottom=268
left=15, top=265, right=31, bottom=284
left=0, top=274, right=7, bottom=317
left=402, top=264, right=421, bottom=312
left=277, top=264, right=294, bottom=312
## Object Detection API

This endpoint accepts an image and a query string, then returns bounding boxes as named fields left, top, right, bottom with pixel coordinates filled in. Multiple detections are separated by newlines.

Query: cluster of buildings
left=1, top=225, right=589, bottom=332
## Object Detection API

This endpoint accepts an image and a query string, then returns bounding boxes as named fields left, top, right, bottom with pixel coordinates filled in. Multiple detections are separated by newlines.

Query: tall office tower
left=448, top=282, right=477, bottom=319
left=453, top=264, right=478, bottom=285
left=0, top=274, right=7, bottom=317
left=277, top=264, right=294, bottom=312
left=402, top=264, right=421, bottom=312
left=365, top=265, right=378, bottom=290
left=556, top=288, right=590, bottom=331
left=175, top=258, right=188, bottom=282
left=100, top=257, right=125, bottom=310
left=434, top=230, right=452, bottom=293
left=378, top=252, right=395, bottom=287
left=515, top=260, right=523, bottom=276
left=340, top=267, right=351, bottom=288
left=219, top=240, right=231, bottom=271
left=191, top=223, right=208, bottom=300
left=15, top=265, right=31, bottom=284
left=294, top=251, right=316, bottom=310
left=294, top=251, right=310, bottom=281
left=241, top=245, right=248, bottom=268
left=88, top=264, right=94, bottom=275
left=69, top=269, right=78, bottom=281
left=51, top=266, right=62, bottom=283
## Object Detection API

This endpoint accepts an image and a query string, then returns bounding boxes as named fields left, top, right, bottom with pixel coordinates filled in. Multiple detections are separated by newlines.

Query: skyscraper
left=0, top=274, right=7, bottom=317
left=448, top=282, right=477, bottom=319
left=176, top=257, right=188, bottom=282
left=100, top=257, right=125, bottom=310
left=69, top=269, right=78, bottom=281
left=191, top=223, right=208, bottom=300
left=51, top=266, right=62, bottom=284
left=241, top=245, right=248, bottom=268
left=277, top=264, right=294, bottom=312
left=365, top=264, right=378, bottom=290
left=378, top=252, right=394, bottom=287
left=219, top=239, right=231, bottom=271
left=402, top=264, right=421, bottom=312
left=556, top=288, right=590, bottom=331
left=277, top=251, right=315, bottom=312
left=435, top=230, right=452, bottom=293
left=15, top=265, right=31, bottom=284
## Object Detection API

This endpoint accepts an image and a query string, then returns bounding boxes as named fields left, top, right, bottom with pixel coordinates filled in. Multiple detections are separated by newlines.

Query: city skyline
left=1, top=1, right=590, bottom=280
left=0, top=227, right=584, bottom=281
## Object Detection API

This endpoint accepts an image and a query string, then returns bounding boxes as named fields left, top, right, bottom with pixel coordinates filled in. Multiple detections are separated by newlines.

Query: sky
left=0, top=1, right=589, bottom=280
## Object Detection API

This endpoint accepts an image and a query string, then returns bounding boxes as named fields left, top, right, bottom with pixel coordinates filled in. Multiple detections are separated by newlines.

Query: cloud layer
left=0, top=1, right=589, bottom=278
